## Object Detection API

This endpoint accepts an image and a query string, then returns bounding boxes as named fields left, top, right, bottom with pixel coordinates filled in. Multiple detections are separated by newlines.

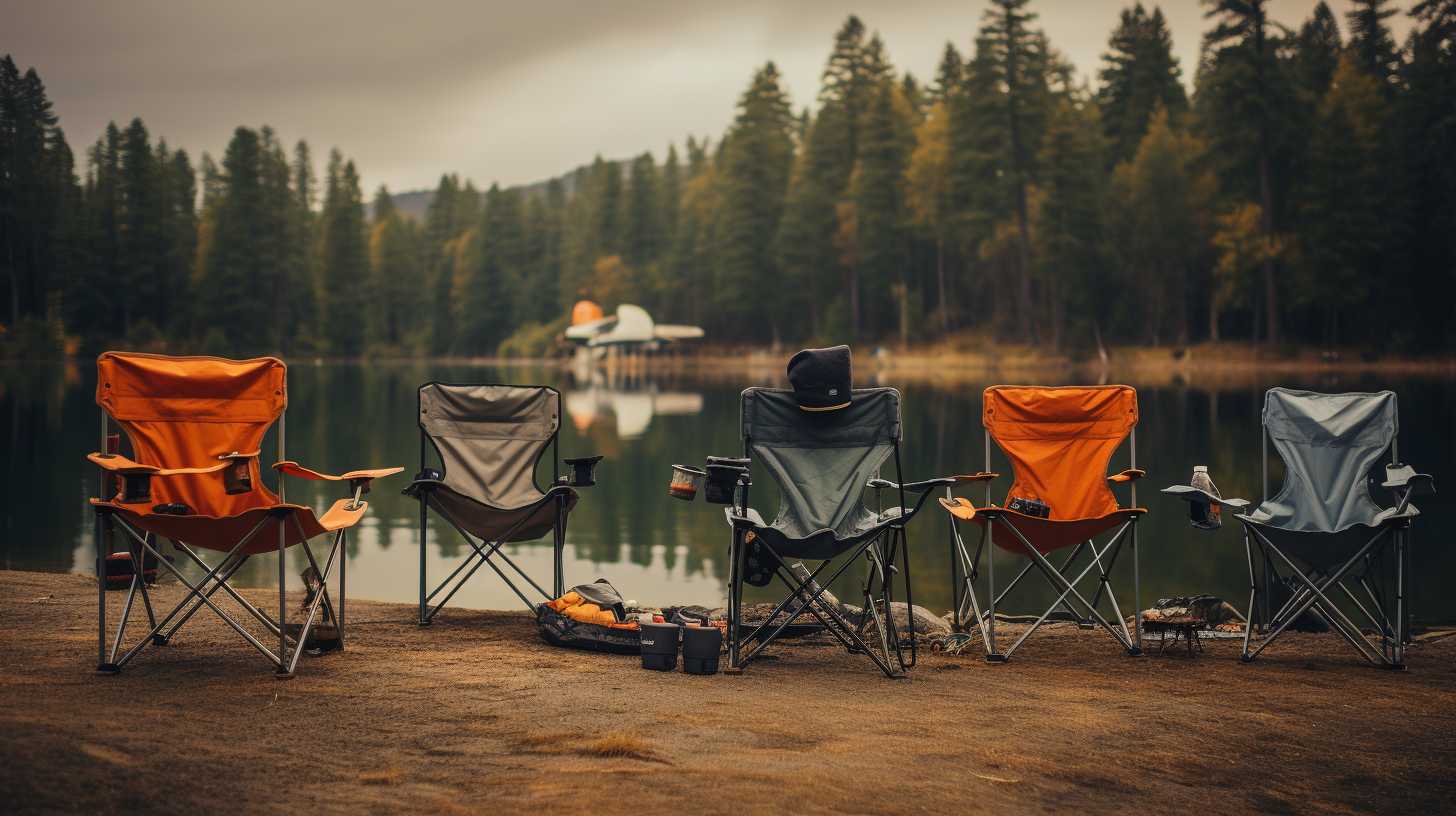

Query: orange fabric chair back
left=983, top=385, right=1138, bottom=521
left=96, top=353, right=286, bottom=517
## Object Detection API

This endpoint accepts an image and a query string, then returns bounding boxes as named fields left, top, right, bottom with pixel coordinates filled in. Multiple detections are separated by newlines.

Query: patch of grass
left=581, top=732, right=659, bottom=762
left=358, top=768, right=402, bottom=786
left=514, top=731, right=666, bottom=764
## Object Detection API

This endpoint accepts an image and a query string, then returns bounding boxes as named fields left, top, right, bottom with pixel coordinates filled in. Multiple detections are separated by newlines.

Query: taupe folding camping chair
left=404, top=383, right=601, bottom=624
left=724, top=387, right=953, bottom=678
left=1167, top=388, right=1434, bottom=668
left=87, top=352, right=401, bottom=677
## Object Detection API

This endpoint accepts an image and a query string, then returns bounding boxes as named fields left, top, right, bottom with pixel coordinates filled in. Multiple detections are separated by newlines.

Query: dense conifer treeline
left=2, top=0, right=1454, bottom=358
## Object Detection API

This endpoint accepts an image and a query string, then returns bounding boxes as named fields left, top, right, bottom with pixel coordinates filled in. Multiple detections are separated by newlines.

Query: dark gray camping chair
left=724, top=387, right=952, bottom=678
left=1166, top=388, right=1434, bottom=668
left=404, top=383, right=601, bottom=623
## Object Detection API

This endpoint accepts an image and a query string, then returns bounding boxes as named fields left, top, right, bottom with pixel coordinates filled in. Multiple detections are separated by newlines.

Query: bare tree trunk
left=935, top=235, right=948, bottom=335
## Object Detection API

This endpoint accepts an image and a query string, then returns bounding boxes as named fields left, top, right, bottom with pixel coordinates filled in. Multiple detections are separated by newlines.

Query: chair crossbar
left=731, top=528, right=907, bottom=678
left=420, top=493, right=554, bottom=620
left=103, top=512, right=345, bottom=675
left=1240, top=522, right=1402, bottom=667
left=954, top=515, right=1140, bottom=661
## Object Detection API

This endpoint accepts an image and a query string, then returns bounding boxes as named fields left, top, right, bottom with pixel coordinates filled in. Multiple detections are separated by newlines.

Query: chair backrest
left=1252, top=388, right=1397, bottom=532
left=96, top=352, right=286, bottom=516
left=983, top=385, right=1138, bottom=521
left=741, top=387, right=900, bottom=539
left=419, top=383, right=560, bottom=509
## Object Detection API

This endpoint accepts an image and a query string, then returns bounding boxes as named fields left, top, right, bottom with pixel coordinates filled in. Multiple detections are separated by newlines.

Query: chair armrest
left=955, top=472, right=999, bottom=483
left=88, top=451, right=257, bottom=477
left=939, top=496, right=978, bottom=521
left=1383, top=466, right=1435, bottom=515
left=1108, top=468, right=1147, bottom=483
left=87, top=453, right=159, bottom=475
left=1160, top=484, right=1250, bottom=509
left=273, top=461, right=403, bottom=481
left=1383, top=464, right=1435, bottom=493
left=867, top=476, right=958, bottom=493
left=273, top=461, right=403, bottom=499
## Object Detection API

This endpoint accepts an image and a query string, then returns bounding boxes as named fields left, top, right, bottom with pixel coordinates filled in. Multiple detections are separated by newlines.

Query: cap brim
left=798, top=400, right=851, bottom=412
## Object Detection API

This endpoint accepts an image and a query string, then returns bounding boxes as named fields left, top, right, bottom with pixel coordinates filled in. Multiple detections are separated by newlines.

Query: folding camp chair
left=724, top=387, right=952, bottom=678
left=1167, top=388, right=1433, bottom=668
left=87, top=352, right=402, bottom=677
left=404, top=382, right=602, bottom=624
left=940, top=385, right=1146, bottom=662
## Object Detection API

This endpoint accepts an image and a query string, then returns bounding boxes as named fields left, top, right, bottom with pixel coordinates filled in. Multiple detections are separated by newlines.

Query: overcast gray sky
left=5, top=1, right=1414, bottom=194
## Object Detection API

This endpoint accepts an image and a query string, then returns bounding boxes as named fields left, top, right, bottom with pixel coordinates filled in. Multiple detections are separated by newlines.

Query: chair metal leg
left=986, top=516, right=1002, bottom=661
left=553, top=498, right=566, bottom=599
left=1131, top=518, right=1142, bottom=654
left=418, top=494, right=429, bottom=626
left=339, top=527, right=347, bottom=650
left=96, top=510, right=117, bottom=673
left=277, top=515, right=290, bottom=678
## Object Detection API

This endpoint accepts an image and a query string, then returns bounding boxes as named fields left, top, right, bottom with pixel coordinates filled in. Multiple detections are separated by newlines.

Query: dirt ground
left=3, top=570, right=1454, bottom=815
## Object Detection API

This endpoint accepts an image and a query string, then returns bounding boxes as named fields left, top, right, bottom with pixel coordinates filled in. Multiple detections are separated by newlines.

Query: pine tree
left=286, top=140, right=318, bottom=349
left=1036, top=97, right=1108, bottom=349
left=716, top=62, right=796, bottom=339
left=1347, top=0, right=1400, bottom=87
left=458, top=183, right=515, bottom=354
left=1, top=58, right=66, bottom=331
left=1293, top=2, right=1343, bottom=96
left=658, top=144, right=682, bottom=257
left=622, top=152, right=660, bottom=267
left=1403, top=0, right=1456, bottom=346
left=258, top=127, right=293, bottom=351
left=906, top=100, right=954, bottom=332
left=981, top=0, right=1047, bottom=341
left=1297, top=55, right=1394, bottom=345
left=200, top=127, right=268, bottom=349
left=853, top=81, right=914, bottom=341
left=1097, top=4, right=1187, bottom=164
left=155, top=142, right=196, bottom=338
left=775, top=109, right=843, bottom=340
left=1108, top=108, right=1218, bottom=343
left=933, top=43, right=964, bottom=102
left=317, top=151, right=367, bottom=355
left=1200, top=0, right=1286, bottom=343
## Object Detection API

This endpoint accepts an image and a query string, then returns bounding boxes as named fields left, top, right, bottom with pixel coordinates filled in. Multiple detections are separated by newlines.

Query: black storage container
left=639, top=622, right=681, bottom=671
left=704, top=457, right=750, bottom=505
left=681, top=624, right=723, bottom=675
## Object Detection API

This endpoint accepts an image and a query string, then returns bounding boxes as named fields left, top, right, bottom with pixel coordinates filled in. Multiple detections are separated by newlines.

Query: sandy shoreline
left=4, top=569, right=1455, bottom=814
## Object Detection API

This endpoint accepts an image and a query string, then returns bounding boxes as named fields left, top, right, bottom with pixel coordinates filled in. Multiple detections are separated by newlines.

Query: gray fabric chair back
left=741, top=387, right=901, bottom=540
left=1248, top=388, right=1397, bottom=533
left=419, top=383, right=559, bottom=510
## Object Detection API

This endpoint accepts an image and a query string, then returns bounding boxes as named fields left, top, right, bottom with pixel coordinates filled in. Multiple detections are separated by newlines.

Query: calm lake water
left=3, top=361, right=1453, bottom=623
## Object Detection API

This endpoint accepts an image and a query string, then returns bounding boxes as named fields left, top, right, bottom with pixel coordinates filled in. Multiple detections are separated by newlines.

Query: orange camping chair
left=87, top=353, right=401, bottom=677
left=940, top=385, right=1146, bottom=661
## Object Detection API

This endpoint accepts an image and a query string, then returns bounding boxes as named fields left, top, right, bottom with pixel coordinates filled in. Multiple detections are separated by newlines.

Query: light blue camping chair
left=1168, top=389, right=1434, bottom=668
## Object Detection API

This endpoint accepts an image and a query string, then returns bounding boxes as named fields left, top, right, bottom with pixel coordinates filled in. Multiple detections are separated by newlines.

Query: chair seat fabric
left=93, top=497, right=366, bottom=555
left=729, top=505, right=908, bottom=561
left=964, top=506, right=1145, bottom=554
left=406, top=480, right=577, bottom=543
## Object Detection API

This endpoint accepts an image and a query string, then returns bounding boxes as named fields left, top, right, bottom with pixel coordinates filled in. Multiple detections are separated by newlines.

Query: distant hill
left=371, top=159, right=614, bottom=222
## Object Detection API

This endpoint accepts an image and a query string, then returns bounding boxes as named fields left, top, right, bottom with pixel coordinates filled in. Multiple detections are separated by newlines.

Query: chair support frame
left=948, top=428, right=1144, bottom=662
left=94, top=410, right=353, bottom=678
